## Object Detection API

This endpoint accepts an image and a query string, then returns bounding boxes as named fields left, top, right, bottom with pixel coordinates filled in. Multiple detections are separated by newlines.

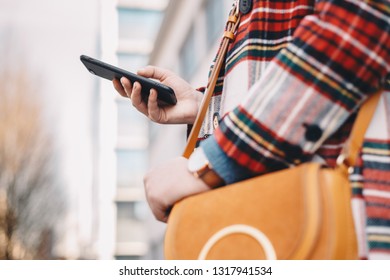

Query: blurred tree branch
left=0, top=65, right=65, bottom=259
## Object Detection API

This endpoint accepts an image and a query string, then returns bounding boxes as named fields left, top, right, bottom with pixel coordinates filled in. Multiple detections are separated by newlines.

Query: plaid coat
left=199, top=0, right=390, bottom=259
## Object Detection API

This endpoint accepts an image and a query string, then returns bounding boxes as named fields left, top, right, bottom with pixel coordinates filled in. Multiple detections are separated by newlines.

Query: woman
left=114, top=0, right=390, bottom=259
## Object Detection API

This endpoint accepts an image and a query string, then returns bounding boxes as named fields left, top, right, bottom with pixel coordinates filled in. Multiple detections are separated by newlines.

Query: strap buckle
left=224, top=2, right=240, bottom=41
left=336, top=154, right=354, bottom=175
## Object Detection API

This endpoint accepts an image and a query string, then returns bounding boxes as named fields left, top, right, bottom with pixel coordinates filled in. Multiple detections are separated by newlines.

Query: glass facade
left=116, top=149, right=147, bottom=189
left=206, top=0, right=225, bottom=46
left=110, top=0, right=229, bottom=260
left=179, top=0, right=226, bottom=80
left=179, top=25, right=196, bottom=80
left=117, top=53, right=148, bottom=73
left=118, top=8, right=162, bottom=41
left=116, top=100, right=148, bottom=148
left=114, top=3, right=165, bottom=260
left=116, top=202, right=147, bottom=242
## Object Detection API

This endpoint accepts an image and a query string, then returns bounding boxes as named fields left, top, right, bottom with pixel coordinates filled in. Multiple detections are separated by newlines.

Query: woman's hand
left=113, top=66, right=203, bottom=124
left=143, top=157, right=210, bottom=222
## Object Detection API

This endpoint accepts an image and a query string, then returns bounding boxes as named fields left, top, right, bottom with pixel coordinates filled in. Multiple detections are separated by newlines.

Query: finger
left=164, top=205, right=172, bottom=218
left=153, top=206, right=169, bottom=223
left=120, top=77, right=133, bottom=98
left=147, top=89, right=163, bottom=123
left=161, top=215, right=168, bottom=223
left=138, top=66, right=170, bottom=81
left=131, top=82, right=148, bottom=115
left=112, top=79, right=127, bottom=98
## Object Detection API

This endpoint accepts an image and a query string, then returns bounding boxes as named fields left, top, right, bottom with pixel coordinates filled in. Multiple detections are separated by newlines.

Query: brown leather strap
left=339, top=90, right=382, bottom=168
left=182, top=10, right=241, bottom=158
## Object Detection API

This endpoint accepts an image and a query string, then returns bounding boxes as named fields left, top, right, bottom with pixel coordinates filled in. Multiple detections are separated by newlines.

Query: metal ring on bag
left=198, top=224, right=277, bottom=260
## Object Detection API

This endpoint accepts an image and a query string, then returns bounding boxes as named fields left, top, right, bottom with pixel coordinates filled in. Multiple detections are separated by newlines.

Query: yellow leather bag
left=164, top=5, right=382, bottom=260
left=164, top=91, right=380, bottom=260
left=165, top=162, right=355, bottom=260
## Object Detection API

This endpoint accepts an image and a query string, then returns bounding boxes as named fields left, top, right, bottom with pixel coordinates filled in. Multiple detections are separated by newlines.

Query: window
left=116, top=149, right=147, bottom=189
left=116, top=202, right=147, bottom=242
left=205, top=0, right=225, bottom=47
left=116, top=201, right=147, bottom=223
left=116, top=100, right=148, bottom=148
left=118, top=53, right=148, bottom=73
left=118, top=8, right=162, bottom=41
left=179, top=25, right=196, bottom=80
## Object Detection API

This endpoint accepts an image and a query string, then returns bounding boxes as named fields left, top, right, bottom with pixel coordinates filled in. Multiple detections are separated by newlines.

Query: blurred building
left=96, top=0, right=233, bottom=259
left=0, top=0, right=168, bottom=260
left=150, top=0, right=231, bottom=83
left=143, top=0, right=232, bottom=258
left=148, top=0, right=232, bottom=163
left=96, top=0, right=169, bottom=260
left=0, top=0, right=232, bottom=260
left=95, top=0, right=232, bottom=260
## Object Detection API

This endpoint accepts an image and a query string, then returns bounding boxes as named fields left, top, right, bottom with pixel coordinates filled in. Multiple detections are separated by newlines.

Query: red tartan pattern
left=200, top=0, right=390, bottom=259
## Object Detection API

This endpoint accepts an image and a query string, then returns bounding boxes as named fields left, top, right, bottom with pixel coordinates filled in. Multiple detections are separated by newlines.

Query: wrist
left=188, top=90, right=204, bottom=124
left=195, top=90, right=203, bottom=110
left=201, top=136, right=254, bottom=184
left=188, top=147, right=225, bottom=188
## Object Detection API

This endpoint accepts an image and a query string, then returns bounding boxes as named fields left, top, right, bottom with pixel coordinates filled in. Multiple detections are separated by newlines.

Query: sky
left=0, top=0, right=102, bottom=258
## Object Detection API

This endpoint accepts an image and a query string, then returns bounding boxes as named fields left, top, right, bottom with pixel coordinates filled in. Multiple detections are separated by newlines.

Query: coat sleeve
left=201, top=0, right=390, bottom=184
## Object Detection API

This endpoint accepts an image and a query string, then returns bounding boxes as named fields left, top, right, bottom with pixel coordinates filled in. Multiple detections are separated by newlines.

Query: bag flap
left=165, top=163, right=323, bottom=260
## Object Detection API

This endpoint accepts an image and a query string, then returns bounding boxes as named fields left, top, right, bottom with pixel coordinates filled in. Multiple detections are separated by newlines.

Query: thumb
left=138, top=66, right=170, bottom=81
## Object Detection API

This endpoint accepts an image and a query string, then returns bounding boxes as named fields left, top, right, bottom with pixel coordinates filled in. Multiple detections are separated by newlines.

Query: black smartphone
left=80, top=55, right=177, bottom=106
